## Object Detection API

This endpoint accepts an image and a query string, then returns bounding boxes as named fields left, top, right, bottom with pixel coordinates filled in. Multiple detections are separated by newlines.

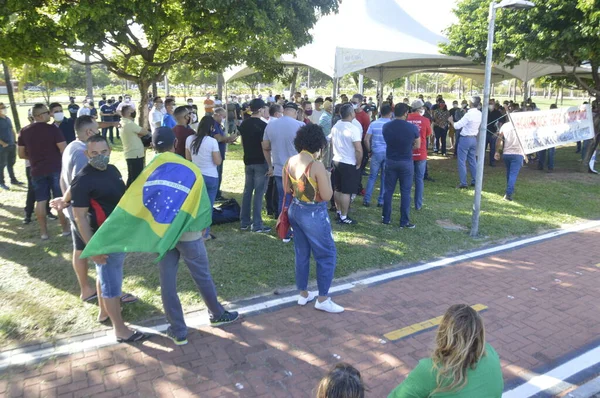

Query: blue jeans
left=413, top=160, right=426, bottom=210
left=537, top=148, right=555, bottom=170
left=32, top=171, right=61, bottom=202
left=457, top=136, right=477, bottom=186
left=383, top=159, right=414, bottom=226
left=364, top=151, right=385, bottom=205
left=241, top=163, right=267, bottom=230
left=503, top=154, right=523, bottom=196
left=94, top=253, right=126, bottom=299
left=486, top=132, right=497, bottom=165
left=203, top=175, right=218, bottom=238
left=288, top=199, right=336, bottom=296
left=158, top=238, right=225, bottom=339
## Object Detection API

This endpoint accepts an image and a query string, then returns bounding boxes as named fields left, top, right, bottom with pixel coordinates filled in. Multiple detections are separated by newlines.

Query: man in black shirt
left=68, top=135, right=147, bottom=343
left=67, top=97, right=80, bottom=120
left=238, top=98, right=270, bottom=232
left=487, top=100, right=505, bottom=167
left=49, top=102, right=76, bottom=144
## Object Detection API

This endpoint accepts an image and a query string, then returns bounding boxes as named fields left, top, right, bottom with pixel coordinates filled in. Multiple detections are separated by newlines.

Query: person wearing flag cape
left=81, top=127, right=238, bottom=346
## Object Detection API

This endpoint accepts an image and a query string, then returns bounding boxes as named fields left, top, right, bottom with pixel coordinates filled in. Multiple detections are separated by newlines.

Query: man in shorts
left=330, top=103, right=362, bottom=225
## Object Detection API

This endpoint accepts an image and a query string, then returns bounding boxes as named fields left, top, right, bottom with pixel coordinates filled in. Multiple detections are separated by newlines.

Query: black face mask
left=130, top=111, right=137, bottom=119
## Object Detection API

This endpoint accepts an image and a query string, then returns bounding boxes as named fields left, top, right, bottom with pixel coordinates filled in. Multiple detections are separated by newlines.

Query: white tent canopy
left=223, top=0, right=593, bottom=86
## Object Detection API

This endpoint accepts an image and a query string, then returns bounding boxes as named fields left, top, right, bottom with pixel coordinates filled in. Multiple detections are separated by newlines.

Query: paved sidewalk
left=1, top=226, right=600, bottom=397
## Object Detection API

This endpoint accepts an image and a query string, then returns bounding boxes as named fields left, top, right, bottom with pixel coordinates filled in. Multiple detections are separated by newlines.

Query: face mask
left=89, top=154, right=110, bottom=171
left=305, top=110, right=313, bottom=116
left=418, top=109, right=426, bottom=116
left=488, top=105, right=495, bottom=111
left=352, top=103, right=358, bottom=110
left=124, top=98, right=131, bottom=103
left=130, top=111, right=137, bottom=119
left=187, top=101, right=193, bottom=105
left=453, top=104, right=458, bottom=109
left=191, top=113, right=198, bottom=123
left=53, top=112, right=64, bottom=122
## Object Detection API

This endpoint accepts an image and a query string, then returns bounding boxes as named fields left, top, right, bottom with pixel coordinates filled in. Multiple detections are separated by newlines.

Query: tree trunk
left=217, top=73, right=224, bottom=100
left=137, top=80, right=150, bottom=130
left=289, top=67, right=299, bottom=95
left=85, top=53, right=94, bottom=101
left=2, top=61, right=21, bottom=131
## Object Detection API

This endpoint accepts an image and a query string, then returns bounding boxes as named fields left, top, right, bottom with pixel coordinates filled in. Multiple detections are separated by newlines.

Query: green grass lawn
left=1, top=98, right=598, bottom=349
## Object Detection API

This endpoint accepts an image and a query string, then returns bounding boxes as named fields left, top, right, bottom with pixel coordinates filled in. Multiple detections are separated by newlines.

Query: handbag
left=276, top=199, right=290, bottom=239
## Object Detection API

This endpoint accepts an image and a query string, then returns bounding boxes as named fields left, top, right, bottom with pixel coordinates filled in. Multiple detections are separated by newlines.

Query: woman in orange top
left=283, top=124, right=343, bottom=314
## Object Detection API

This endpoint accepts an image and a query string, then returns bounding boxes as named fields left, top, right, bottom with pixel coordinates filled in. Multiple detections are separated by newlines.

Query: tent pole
left=332, top=77, right=339, bottom=106
left=358, top=74, right=364, bottom=95
left=225, top=82, right=229, bottom=134
left=378, top=67, right=384, bottom=108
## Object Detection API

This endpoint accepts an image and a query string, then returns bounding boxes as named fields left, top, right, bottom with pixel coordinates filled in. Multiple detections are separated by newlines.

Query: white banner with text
left=509, top=104, right=595, bottom=154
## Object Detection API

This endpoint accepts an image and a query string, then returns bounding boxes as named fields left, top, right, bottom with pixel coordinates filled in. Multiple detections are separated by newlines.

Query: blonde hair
left=316, top=363, right=366, bottom=398
left=431, top=304, right=486, bottom=394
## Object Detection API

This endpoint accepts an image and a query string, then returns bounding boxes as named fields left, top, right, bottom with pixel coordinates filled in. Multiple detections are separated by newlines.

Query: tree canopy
left=441, top=0, right=600, bottom=98
left=0, top=0, right=339, bottom=125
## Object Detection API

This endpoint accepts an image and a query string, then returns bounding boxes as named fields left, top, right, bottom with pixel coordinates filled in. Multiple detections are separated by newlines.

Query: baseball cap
left=152, top=127, right=176, bottom=150
left=249, top=98, right=266, bottom=112
left=411, top=99, right=425, bottom=110
left=283, top=102, right=299, bottom=110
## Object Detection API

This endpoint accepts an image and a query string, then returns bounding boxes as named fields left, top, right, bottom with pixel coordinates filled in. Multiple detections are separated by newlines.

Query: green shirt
left=388, top=344, right=503, bottom=398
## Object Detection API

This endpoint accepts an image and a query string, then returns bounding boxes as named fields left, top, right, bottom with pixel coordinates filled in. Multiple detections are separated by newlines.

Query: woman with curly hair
left=283, top=123, right=343, bottom=313
left=388, top=304, right=503, bottom=397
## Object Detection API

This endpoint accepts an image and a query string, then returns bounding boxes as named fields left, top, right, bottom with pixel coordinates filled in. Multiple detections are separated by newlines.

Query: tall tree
left=0, top=1, right=338, bottom=127
left=29, top=64, right=68, bottom=105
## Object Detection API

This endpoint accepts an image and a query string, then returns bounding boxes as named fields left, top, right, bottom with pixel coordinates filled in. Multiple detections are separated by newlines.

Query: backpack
left=212, top=198, right=241, bottom=225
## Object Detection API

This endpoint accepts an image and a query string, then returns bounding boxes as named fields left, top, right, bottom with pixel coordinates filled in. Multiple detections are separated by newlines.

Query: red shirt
left=355, top=110, right=371, bottom=138
left=17, top=122, right=66, bottom=177
left=407, top=113, right=432, bottom=161
left=172, top=125, right=195, bottom=158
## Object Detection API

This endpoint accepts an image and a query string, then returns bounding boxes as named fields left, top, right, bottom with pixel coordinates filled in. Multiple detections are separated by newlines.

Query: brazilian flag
left=81, top=152, right=212, bottom=259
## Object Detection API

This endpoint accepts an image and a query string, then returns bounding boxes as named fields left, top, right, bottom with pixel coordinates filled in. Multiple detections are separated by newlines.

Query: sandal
left=97, top=316, right=111, bottom=325
left=117, top=331, right=149, bottom=343
left=120, top=293, right=138, bottom=304
left=82, top=292, right=98, bottom=302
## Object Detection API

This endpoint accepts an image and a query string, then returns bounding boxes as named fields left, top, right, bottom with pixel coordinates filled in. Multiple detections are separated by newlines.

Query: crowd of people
left=1, top=85, right=598, bottom=395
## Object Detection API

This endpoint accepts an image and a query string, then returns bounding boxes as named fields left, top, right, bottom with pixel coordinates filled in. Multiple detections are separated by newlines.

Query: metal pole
left=471, top=1, right=497, bottom=237
left=358, top=74, right=364, bottom=95
left=332, top=77, right=339, bottom=106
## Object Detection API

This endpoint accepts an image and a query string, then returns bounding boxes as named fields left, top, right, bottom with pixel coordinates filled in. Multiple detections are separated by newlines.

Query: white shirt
left=331, top=120, right=362, bottom=165
left=214, top=99, right=222, bottom=106
left=77, top=107, right=90, bottom=117
left=149, top=107, right=163, bottom=133
left=267, top=96, right=275, bottom=103
left=309, top=109, right=323, bottom=124
left=454, top=108, right=482, bottom=137
left=185, top=135, right=219, bottom=178
left=351, top=118, right=364, bottom=135
left=117, top=100, right=136, bottom=112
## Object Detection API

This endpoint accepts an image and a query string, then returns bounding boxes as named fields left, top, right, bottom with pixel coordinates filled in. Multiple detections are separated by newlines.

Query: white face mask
left=488, top=105, right=495, bottom=111
left=53, top=112, right=64, bottom=122
left=418, top=109, right=426, bottom=116
left=187, top=101, right=193, bottom=105
left=352, top=103, right=359, bottom=110
left=124, top=98, right=131, bottom=103
left=191, top=113, right=198, bottom=123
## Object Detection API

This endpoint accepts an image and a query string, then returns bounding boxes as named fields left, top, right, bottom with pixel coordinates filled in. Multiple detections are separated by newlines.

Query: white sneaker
left=314, top=298, right=344, bottom=313
left=297, top=292, right=317, bottom=306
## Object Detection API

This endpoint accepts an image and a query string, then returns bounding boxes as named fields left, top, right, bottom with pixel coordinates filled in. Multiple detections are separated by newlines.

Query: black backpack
left=212, top=198, right=240, bottom=225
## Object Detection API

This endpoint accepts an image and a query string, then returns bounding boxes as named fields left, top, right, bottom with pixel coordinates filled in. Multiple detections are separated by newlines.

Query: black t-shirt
left=487, top=109, right=504, bottom=133
left=67, top=103, right=80, bottom=120
left=383, top=119, right=420, bottom=161
left=239, top=117, right=267, bottom=165
left=71, top=164, right=126, bottom=232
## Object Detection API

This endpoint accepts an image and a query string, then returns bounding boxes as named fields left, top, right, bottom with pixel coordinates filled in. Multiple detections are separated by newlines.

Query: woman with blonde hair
left=388, top=304, right=503, bottom=397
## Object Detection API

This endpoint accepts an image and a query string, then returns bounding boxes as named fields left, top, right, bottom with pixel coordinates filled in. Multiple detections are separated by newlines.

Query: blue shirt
left=383, top=119, right=419, bottom=161
left=367, top=117, right=391, bottom=153
left=162, top=113, right=176, bottom=128
left=212, top=121, right=226, bottom=159
left=56, top=118, right=76, bottom=144
left=100, top=104, right=116, bottom=122
left=0, top=117, right=14, bottom=145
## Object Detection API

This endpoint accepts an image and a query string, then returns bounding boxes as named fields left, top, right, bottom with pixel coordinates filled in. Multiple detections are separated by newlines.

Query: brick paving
left=1, top=227, right=600, bottom=397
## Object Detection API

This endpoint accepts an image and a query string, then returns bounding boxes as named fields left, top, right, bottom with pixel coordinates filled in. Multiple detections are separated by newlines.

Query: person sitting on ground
left=316, top=362, right=367, bottom=398
left=186, top=116, right=221, bottom=240
left=284, top=123, right=343, bottom=313
left=388, top=304, right=503, bottom=398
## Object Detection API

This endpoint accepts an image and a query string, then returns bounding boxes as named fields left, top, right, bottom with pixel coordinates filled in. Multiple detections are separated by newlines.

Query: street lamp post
left=470, top=0, right=535, bottom=237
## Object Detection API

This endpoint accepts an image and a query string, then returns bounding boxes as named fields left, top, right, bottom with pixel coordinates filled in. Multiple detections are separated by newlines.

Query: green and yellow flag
left=81, top=152, right=212, bottom=259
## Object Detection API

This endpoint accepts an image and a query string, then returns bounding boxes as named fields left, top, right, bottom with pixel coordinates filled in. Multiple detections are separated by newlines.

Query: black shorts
left=70, top=222, right=86, bottom=251
left=333, top=161, right=360, bottom=194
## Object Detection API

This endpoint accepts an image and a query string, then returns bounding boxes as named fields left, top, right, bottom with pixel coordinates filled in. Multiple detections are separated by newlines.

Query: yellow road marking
left=384, top=304, right=488, bottom=341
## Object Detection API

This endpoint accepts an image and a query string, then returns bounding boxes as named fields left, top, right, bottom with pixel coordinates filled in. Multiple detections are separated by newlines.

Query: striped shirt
left=366, top=117, right=391, bottom=153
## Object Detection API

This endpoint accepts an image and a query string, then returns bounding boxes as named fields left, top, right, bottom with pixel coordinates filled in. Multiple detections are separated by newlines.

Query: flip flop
left=120, top=293, right=138, bottom=304
left=117, top=331, right=149, bottom=343
left=97, top=316, right=111, bottom=325
left=83, top=292, right=98, bottom=302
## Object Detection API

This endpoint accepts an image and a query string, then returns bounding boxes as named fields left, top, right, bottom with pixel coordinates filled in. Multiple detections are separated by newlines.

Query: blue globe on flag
left=143, top=163, right=197, bottom=224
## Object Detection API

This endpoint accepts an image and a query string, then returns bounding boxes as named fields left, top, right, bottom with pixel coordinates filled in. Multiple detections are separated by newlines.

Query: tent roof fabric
left=223, top=0, right=594, bottom=84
